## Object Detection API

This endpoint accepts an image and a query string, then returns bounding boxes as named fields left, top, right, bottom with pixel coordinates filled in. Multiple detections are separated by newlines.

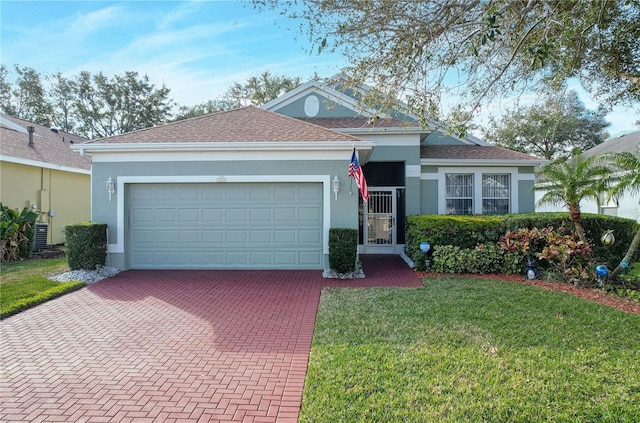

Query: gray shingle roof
left=84, top=106, right=362, bottom=144
left=582, top=130, right=640, bottom=158
left=0, top=114, right=90, bottom=170
left=421, top=145, right=544, bottom=161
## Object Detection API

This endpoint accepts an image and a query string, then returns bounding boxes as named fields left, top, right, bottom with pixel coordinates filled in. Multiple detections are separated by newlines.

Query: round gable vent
left=304, top=95, right=320, bottom=117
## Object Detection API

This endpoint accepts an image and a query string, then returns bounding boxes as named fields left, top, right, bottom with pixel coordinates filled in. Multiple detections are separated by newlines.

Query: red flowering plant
left=498, top=225, right=593, bottom=283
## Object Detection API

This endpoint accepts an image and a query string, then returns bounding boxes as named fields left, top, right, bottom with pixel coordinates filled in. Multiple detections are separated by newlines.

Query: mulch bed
left=31, top=245, right=66, bottom=260
left=421, top=272, right=640, bottom=316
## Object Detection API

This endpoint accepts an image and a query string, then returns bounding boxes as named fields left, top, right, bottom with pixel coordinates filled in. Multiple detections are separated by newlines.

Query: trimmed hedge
left=65, top=222, right=107, bottom=270
left=329, top=228, right=358, bottom=273
left=407, top=213, right=639, bottom=271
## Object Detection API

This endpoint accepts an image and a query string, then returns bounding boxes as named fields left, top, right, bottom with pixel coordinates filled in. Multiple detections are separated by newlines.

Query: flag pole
left=349, top=144, right=355, bottom=196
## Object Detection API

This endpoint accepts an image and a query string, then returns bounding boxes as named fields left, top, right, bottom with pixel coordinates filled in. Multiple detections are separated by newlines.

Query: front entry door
left=363, top=188, right=396, bottom=254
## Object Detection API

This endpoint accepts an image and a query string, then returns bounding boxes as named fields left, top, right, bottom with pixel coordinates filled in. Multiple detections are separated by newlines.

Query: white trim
left=423, top=171, right=535, bottom=181
left=87, top=149, right=372, bottom=163
left=0, top=155, right=91, bottom=175
left=73, top=141, right=375, bottom=156
left=406, top=165, right=421, bottom=178
left=437, top=167, right=519, bottom=214
left=421, top=158, right=548, bottom=166
left=108, top=175, right=332, bottom=258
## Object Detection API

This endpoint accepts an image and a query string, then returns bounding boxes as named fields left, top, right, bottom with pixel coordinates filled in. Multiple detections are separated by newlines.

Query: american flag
left=348, top=147, right=369, bottom=204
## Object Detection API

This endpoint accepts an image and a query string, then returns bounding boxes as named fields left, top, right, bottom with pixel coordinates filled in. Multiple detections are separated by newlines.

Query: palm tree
left=534, top=151, right=612, bottom=243
left=606, top=147, right=640, bottom=279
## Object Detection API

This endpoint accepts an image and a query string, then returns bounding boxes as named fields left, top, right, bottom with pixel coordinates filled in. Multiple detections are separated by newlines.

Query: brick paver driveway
left=1, top=256, right=421, bottom=422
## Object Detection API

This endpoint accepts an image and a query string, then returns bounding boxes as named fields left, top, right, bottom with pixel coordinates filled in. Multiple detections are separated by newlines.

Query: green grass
left=0, top=258, right=84, bottom=318
left=301, top=276, right=640, bottom=422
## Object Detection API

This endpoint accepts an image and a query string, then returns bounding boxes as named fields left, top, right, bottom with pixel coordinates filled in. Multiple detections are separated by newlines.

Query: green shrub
left=65, top=222, right=107, bottom=270
left=406, top=215, right=503, bottom=270
left=329, top=228, right=358, bottom=273
left=407, top=213, right=639, bottom=271
left=430, top=243, right=522, bottom=275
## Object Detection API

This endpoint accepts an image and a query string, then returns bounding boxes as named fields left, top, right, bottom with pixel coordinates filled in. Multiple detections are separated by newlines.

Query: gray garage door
left=128, top=183, right=324, bottom=269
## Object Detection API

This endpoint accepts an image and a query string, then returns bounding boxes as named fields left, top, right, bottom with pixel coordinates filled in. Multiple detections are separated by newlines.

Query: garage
left=128, top=182, right=324, bottom=269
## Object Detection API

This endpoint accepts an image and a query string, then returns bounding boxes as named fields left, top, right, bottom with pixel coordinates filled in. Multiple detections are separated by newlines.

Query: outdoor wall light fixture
left=106, top=177, right=115, bottom=202
left=333, top=175, right=340, bottom=200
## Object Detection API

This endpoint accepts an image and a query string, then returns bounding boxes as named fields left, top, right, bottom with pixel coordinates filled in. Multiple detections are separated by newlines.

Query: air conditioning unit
left=32, top=223, right=48, bottom=251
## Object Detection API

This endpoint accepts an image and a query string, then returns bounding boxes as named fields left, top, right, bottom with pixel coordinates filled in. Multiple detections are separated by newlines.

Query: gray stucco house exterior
left=75, top=81, right=545, bottom=270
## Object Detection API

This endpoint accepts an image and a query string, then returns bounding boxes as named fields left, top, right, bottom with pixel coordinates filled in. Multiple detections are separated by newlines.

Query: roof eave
left=334, top=127, right=425, bottom=135
left=0, top=154, right=91, bottom=174
left=420, top=158, right=550, bottom=166
left=72, top=141, right=376, bottom=155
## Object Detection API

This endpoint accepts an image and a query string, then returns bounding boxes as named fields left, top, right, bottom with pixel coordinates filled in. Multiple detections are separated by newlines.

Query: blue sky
left=1, top=0, right=637, bottom=136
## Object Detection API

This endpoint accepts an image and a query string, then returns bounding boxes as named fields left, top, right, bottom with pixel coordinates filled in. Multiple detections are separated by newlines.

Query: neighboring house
left=0, top=114, right=91, bottom=245
left=535, top=130, right=640, bottom=221
left=74, top=81, right=545, bottom=271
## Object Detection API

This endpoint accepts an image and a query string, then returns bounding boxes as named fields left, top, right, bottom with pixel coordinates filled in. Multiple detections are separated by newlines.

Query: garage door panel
left=178, top=208, right=199, bottom=221
left=156, top=230, right=176, bottom=243
left=250, top=208, right=272, bottom=221
left=250, top=230, right=272, bottom=243
left=226, top=208, right=248, bottom=222
left=226, top=230, right=248, bottom=243
left=300, top=229, right=322, bottom=244
left=274, top=251, right=296, bottom=265
left=203, top=230, right=223, bottom=243
left=203, top=208, right=223, bottom=222
left=274, top=208, right=296, bottom=221
left=300, top=251, right=323, bottom=266
left=154, top=186, right=177, bottom=200
left=226, top=185, right=248, bottom=200
left=132, top=230, right=154, bottom=243
left=129, top=182, right=323, bottom=269
left=299, top=207, right=321, bottom=221
left=274, top=229, right=296, bottom=244
left=155, top=208, right=176, bottom=222
left=202, top=186, right=224, bottom=200
left=178, top=231, right=200, bottom=243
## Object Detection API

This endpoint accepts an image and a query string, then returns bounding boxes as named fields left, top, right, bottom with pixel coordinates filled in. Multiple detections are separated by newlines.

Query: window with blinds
left=445, top=174, right=473, bottom=215
left=482, top=174, right=510, bottom=214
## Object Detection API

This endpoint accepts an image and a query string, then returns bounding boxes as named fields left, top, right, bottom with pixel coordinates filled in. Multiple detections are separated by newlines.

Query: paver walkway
left=0, top=255, right=421, bottom=422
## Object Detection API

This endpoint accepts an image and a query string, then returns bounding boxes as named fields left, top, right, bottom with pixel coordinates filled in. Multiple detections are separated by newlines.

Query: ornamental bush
left=64, top=222, right=107, bottom=270
left=329, top=228, right=358, bottom=273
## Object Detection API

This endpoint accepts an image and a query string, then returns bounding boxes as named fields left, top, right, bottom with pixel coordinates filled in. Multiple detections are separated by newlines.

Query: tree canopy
left=483, top=90, right=610, bottom=160
left=254, top=0, right=640, bottom=130
left=173, top=71, right=303, bottom=121
left=1, top=66, right=305, bottom=138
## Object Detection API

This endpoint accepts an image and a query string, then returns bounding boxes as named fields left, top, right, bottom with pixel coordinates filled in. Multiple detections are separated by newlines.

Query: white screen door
left=363, top=189, right=396, bottom=254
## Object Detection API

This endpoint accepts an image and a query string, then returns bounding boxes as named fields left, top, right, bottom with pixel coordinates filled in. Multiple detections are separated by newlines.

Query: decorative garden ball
left=601, top=230, right=615, bottom=246
left=595, top=265, right=609, bottom=277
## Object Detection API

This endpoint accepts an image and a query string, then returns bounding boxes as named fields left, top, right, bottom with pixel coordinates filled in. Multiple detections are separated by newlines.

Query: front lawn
left=0, top=259, right=84, bottom=318
left=301, top=276, right=640, bottom=422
